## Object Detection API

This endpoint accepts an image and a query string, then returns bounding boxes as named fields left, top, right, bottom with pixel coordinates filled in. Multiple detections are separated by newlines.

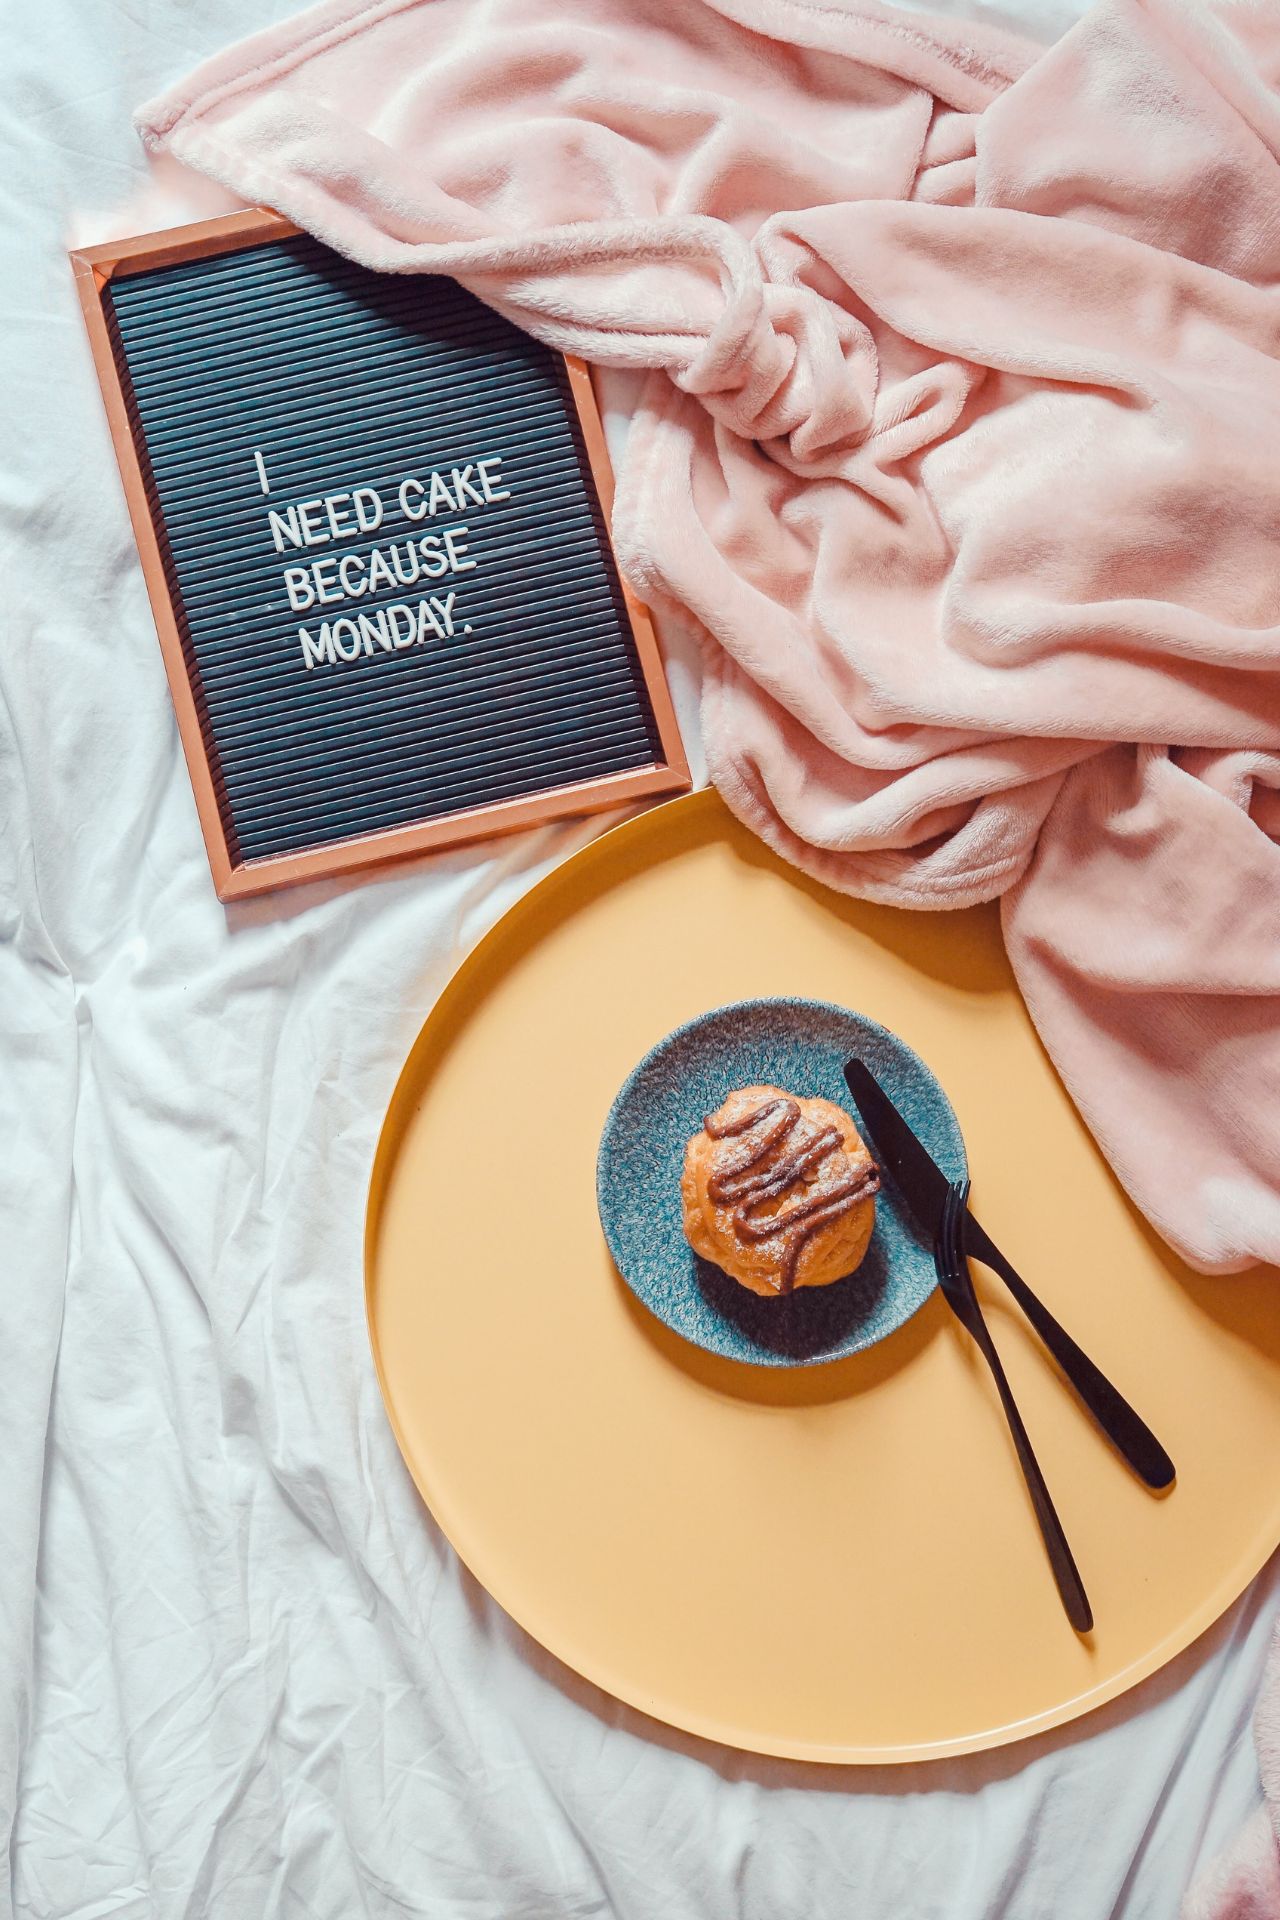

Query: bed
left=3, top=0, right=1276, bottom=1911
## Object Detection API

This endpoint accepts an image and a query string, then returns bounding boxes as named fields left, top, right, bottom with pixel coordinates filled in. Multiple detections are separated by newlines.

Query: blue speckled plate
left=597, top=997, right=966, bottom=1367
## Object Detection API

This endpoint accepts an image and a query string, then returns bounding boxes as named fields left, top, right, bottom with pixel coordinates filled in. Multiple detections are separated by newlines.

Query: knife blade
left=843, top=1058, right=955, bottom=1242
left=842, top=1057, right=1175, bottom=1491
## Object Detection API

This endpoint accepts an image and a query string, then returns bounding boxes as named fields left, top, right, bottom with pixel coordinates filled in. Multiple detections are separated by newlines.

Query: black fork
left=936, top=1179, right=1093, bottom=1635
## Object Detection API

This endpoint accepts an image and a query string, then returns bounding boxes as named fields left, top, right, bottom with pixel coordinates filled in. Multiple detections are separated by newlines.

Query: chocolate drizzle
left=703, top=1096, right=880, bottom=1294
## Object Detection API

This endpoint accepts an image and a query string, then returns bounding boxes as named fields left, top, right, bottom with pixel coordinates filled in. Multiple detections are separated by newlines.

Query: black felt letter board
left=87, top=223, right=685, bottom=896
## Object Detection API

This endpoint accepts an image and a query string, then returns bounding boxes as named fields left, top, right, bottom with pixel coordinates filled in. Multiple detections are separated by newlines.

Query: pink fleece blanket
left=136, top=0, right=1280, bottom=1281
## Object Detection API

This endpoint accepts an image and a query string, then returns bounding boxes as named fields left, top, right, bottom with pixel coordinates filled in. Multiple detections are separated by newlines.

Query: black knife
left=843, top=1057, right=1175, bottom=1491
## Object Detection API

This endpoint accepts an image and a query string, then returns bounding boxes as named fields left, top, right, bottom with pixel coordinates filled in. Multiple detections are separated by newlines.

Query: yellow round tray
left=366, top=790, right=1280, bottom=1762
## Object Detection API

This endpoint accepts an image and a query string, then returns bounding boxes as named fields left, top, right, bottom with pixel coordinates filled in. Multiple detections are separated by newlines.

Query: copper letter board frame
left=70, top=208, right=689, bottom=901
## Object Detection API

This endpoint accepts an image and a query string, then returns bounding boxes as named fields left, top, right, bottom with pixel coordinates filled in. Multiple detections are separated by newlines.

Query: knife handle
left=963, top=1215, right=1175, bottom=1492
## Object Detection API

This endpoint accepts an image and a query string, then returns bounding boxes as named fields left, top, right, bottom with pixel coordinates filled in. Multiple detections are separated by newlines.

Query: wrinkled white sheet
left=3, top=0, right=1278, bottom=1913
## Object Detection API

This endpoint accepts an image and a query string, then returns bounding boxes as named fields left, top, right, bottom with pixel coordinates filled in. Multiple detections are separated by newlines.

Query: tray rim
left=363, top=787, right=1280, bottom=1765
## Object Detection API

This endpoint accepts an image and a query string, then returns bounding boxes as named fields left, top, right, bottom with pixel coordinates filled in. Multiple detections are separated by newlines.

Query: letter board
left=71, top=209, right=688, bottom=900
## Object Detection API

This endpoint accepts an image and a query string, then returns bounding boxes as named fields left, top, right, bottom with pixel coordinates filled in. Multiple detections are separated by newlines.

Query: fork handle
left=963, top=1216, right=1175, bottom=1492
left=964, top=1298, right=1094, bottom=1634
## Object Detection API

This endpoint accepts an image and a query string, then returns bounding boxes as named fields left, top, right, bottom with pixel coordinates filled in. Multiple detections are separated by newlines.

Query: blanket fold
left=136, top=0, right=1280, bottom=1278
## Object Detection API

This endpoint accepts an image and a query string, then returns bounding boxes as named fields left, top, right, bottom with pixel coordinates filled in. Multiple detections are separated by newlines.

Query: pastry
left=681, top=1084, right=880, bottom=1297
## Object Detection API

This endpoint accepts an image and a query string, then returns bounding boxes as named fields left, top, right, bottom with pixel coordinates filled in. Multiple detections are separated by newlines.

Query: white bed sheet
left=3, top=0, right=1277, bottom=1914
